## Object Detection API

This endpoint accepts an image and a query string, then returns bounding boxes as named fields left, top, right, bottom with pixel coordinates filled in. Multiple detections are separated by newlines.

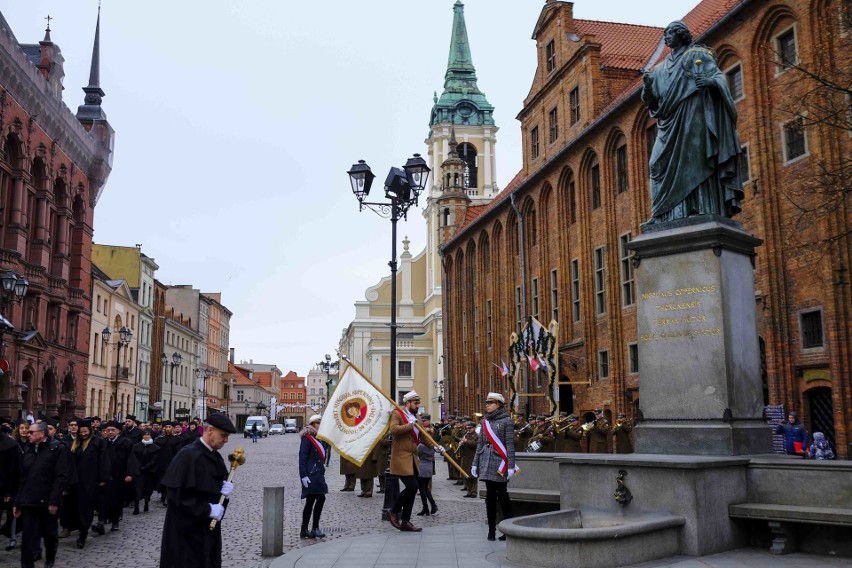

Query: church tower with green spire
left=424, top=0, right=499, bottom=298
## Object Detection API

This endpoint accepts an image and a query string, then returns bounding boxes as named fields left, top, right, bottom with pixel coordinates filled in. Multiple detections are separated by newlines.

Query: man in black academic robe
left=70, top=421, right=110, bottom=548
left=94, top=421, right=137, bottom=534
left=159, top=414, right=236, bottom=568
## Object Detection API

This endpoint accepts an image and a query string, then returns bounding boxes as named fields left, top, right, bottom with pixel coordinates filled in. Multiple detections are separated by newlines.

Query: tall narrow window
left=549, top=107, right=559, bottom=144
left=591, top=161, right=601, bottom=209
left=620, top=233, right=635, bottom=306
left=546, top=40, right=556, bottom=73
left=615, top=142, right=628, bottom=194
left=776, top=28, right=798, bottom=70
left=598, top=350, right=610, bottom=379
left=462, top=310, right=467, bottom=355
left=530, top=126, right=540, bottom=160
left=739, top=144, right=752, bottom=183
left=515, top=287, right=522, bottom=331
left=571, top=259, right=580, bottom=322
left=594, top=247, right=606, bottom=315
left=726, top=63, right=744, bottom=101
left=783, top=118, right=807, bottom=162
left=486, top=300, right=493, bottom=349
left=458, top=143, right=478, bottom=189
left=474, top=306, right=479, bottom=352
left=550, top=269, right=559, bottom=322
left=800, top=310, right=823, bottom=349
left=568, top=175, right=576, bottom=224
left=569, top=87, right=580, bottom=125
left=532, top=278, right=539, bottom=319
left=628, top=343, right=639, bottom=373
left=528, top=209, right=537, bottom=247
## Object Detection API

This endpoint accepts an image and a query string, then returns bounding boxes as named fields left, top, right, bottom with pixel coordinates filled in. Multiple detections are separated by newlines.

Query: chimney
left=229, top=347, right=235, bottom=363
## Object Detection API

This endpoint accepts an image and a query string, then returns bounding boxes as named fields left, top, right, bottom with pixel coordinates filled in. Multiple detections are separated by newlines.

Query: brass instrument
left=613, top=419, right=625, bottom=432
left=555, top=422, right=573, bottom=435
left=517, top=423, right=531, bottom=435
left=581, top=422, right=594, bottom=436
left=473, top=413, right=483, bottom=425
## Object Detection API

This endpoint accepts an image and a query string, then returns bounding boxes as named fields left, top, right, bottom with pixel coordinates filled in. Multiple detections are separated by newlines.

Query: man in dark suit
left=93, top=421, right=137, bottom=534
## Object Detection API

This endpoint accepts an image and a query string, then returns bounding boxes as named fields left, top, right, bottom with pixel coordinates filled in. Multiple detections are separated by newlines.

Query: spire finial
left=77, top=4, right=107, bottom=121
left=43, top=15, right=52, bottom=41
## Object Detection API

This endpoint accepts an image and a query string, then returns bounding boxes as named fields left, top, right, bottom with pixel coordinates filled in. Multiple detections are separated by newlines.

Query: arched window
left=457, top=143, right=478, bottom=190
left=614, top=135, right=628, bottom=194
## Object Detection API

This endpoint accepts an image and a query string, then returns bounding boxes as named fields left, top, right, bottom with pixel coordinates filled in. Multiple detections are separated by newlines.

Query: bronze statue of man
left=642, top=21, right=744, bottom=225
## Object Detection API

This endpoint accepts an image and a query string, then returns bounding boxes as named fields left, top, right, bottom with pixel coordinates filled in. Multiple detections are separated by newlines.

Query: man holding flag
left=387, top=392, right=443, bottom=532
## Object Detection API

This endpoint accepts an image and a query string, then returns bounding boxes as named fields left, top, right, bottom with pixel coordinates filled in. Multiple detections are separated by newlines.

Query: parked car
left=284, top=418, right=299, bottom=433
left=269, top=423, right=285, bottom=435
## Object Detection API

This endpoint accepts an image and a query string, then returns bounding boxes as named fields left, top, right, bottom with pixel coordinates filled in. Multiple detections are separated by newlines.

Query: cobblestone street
left=0, top=434, right=483, bottom=568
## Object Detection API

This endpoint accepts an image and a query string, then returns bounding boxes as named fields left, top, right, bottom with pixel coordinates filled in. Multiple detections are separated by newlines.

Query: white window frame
left=774, top=24, right=799, bottom=76
left=781, top=116, right=809, bottom=164
left=724, top=62, right=745, bottom=103
left=550, top=269, right=559, bottom=322
left=594, top=247, right=606, bottom=315
left=628, top=343, right=639, bottom=374
left=620, top=233, right=635, bottom=307
left=598, top=350, right=610, bottom=380
left=532, top=278, right=540, bottom=319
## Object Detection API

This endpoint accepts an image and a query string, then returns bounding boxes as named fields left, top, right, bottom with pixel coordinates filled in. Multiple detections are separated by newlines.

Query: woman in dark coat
left=299, top=414, right=329, bottom=539
left=471, top=392, right=516, bottom=541
left=70, top=420, right=110, bottom=549
left=415, top=441, right=437, bottom=516
left=131, top=429, right=162, bottom=514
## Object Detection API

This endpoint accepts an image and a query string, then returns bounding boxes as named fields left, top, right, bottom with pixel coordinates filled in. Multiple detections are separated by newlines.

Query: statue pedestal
left=628, top=220, right=770, bottom=455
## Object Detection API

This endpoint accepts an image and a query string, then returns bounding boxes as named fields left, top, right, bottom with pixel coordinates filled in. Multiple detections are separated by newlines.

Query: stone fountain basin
left=499, top=509, right=685, bottom=568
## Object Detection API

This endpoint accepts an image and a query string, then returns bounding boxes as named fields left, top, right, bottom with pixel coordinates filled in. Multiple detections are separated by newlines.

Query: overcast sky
left=3, top=0, right=700, bottom=377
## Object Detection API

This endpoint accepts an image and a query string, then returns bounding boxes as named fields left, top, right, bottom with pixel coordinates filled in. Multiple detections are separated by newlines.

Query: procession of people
left=0, top=413, right=220, bottom=568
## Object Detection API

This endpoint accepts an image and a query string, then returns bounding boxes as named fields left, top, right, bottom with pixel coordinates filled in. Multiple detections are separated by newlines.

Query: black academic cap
left=103, top=420, right=122, bottom=430
left=78, top=419, right=92, bottom=429
left=206, top=413, right=237, bottom=434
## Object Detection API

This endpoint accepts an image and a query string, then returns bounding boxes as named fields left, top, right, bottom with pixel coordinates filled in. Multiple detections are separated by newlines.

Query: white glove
left=507, top=468, right=516, bottom=480
left=470, top=465, right=478, bottom=478
left=301, top=476, right=311, bottom=488
left=220, top=481, right=234, bottom=497
left=209, top=503, right=225, bottom=521
left=435, top=445, right=446, bottom=454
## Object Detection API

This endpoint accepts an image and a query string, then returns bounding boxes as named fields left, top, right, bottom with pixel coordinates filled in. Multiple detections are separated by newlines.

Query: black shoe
left=144, top=500, right=149, bottom=512
left=132, top=505, right=140, bottom=515
left=487, top=530, right=496, bottom=541
left=430, top=504, right=438, bottom=515
left=4, top=540, right=15, bottom=551
left=76, top=536, right=86, bottom=549
left=111, top=521, right=120, bottom=532
left=313, top=527, right=326, bottom=538
left=377, top=489, right=385, bottom=494
left=91, top=524, right=105, bottom=536
left=300, top=529, right=315, bottom=539
left=498, top=535, right=506, bottom=541
left=416, top=509, right=429, bottom=516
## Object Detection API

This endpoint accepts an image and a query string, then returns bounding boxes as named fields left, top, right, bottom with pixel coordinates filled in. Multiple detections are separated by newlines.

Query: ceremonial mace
left=209, top=447, right=246, bottom=531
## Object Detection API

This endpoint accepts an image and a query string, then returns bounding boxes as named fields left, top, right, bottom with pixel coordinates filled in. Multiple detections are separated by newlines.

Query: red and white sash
left=307, top=434, right=325, bottom=462
left=395, top=408, right=419, bottom=442
left=482, top=418, right=513, bottom=476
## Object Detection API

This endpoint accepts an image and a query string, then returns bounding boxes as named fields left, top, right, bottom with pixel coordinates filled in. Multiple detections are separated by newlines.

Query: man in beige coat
left=386, top=391, right=443, bottom=532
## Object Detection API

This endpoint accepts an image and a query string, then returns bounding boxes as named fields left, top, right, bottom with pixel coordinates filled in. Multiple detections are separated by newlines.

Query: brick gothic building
left=0, top=11, right=114, bottom=420
left=440, top=0, right=850, bottom=456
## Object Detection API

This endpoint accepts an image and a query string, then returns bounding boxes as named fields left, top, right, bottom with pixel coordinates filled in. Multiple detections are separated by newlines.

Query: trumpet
left=581, top=422, right=595, bottom=434
left=517, top=423, right=532, bottom=435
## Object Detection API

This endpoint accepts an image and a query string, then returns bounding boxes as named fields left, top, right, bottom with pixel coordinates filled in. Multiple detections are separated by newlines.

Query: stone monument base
left=627, top=220, right=770, bottom=456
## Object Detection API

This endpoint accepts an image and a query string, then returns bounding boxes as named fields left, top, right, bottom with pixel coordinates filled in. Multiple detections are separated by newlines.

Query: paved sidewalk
left=270, top=521, right=844, bottom=568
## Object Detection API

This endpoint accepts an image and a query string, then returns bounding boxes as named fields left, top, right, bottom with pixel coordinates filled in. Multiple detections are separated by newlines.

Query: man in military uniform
left=563, top=415, right=585, bottom=453
left=374, top=434, right=390, bottom=493
left=613, top=413, right=634, bottom=454
left=588, top=409, right=611, bottom=454
left=355, top=444, right=376, bottom=498
left=516, top=415, right=536, bottom=451
left=339, top=456, right=357, bottom=492
left=531, top=416, right=555, bottom=452
left=439, top=418, right=456, bottom=481
left=458, top=422, right=478, bottom=497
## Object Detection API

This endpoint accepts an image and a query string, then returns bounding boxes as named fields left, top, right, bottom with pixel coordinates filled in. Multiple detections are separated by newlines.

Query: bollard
left=261, top=486, right=285, bottom=557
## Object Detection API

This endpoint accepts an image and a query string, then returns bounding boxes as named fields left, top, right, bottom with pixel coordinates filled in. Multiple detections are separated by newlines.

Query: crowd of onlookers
left=0, top=412, right=205, bottom=568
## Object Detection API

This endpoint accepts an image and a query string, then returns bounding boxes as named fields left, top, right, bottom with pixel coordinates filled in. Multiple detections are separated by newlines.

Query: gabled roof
left=573, top=20, right=663, bottom=70
left=453, top=170, right=525, bottom=236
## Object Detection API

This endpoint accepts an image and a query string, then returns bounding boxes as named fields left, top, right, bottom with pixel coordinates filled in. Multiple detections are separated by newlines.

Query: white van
left=284, top=418, right=299, bottom=433
left=243, top=416, right=269, bottom=438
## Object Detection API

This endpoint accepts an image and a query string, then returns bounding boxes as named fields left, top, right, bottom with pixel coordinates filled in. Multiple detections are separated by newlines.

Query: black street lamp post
left=161, top=351, right=182, bottom=420
left=318, top=353, right=339, bottom=405
left=0, top=272, right=27, bottom=352
left=347, top=154, right=430, bottom=520
left=102, top=325, right=132, bottom=421
left=194, top=367, right=211, bottom=420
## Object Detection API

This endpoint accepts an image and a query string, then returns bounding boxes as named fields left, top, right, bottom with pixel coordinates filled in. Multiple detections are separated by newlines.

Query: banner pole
left=340, top=356, right=469, bottom=478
